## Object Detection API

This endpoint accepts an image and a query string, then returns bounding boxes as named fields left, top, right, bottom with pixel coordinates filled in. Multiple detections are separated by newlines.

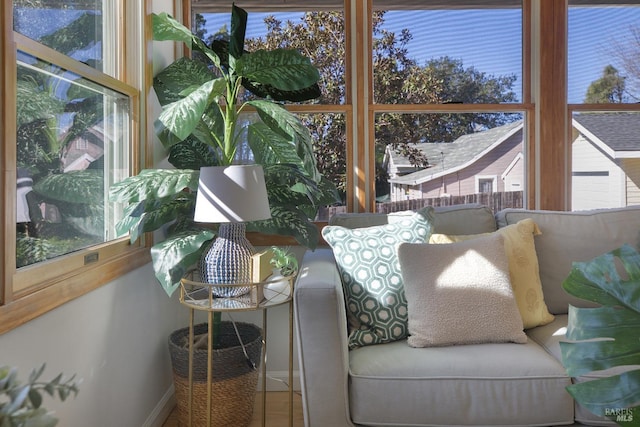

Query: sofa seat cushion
left=348, top=339, right=574, bottom=426
left=527, top=315, right=636, bottom=426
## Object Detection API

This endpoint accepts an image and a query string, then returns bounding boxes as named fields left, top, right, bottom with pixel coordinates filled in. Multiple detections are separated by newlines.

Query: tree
left=584, top=65, right=627, bottom=103
left=609, top=25, right=640, bottom=101
left=197, top=10, right=519, bottom=197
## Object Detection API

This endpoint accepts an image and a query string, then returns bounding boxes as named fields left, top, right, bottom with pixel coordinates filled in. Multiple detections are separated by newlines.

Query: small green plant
left=269, top=246, right=298, bottom=277
left=0, top=364, right=80, bottom=427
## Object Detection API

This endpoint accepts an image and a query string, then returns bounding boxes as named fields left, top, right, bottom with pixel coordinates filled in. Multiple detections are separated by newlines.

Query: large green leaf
left=115, top=193, right=195, bottom=243
left=153, top=57, right=216, bottom=106
left=248, top=205, right=319, bottom=250
left=152, top=12, right=221, bottom=69
left=17, top=78, right=64, bottom=127
left=560, top=244, right=640, bottom=423
left=109, top=169, right=199, bottom=204
left=152, top=12, right=193, bottom=46
left=236, top=48, right=320, bottom=92
left=167, top=138, right=218, bottom=170
left=156, top=78, right=225, bottom=146
left=229, top=4, right=248, bottom=65
left=247, top=122, right=305, bottom=167
left=248, top=99, right=320, bottom=182
left=150, top=229, right=214, bottom=296
left=34, top=170, right=103, bottom=204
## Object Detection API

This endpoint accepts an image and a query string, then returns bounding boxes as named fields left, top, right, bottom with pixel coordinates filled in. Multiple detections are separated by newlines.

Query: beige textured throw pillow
left=429, top=218, right=555, bottom=329
left=398, top=233, right=527, bottom=348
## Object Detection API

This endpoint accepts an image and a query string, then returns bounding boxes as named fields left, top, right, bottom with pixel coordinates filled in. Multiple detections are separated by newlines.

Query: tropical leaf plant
left=560, top=244, right=640, bottom=425
left=109, top=5, right=339, bottom=296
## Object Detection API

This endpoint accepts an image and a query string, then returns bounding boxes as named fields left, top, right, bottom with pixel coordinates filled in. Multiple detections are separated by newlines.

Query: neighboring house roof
left=389, top=120, right=523, bottom=186
left=572, top=112, right=640, bottom=159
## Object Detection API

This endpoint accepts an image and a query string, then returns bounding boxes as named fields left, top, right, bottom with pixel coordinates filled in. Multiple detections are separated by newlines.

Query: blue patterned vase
left=199, top=222, right=254, bottom=297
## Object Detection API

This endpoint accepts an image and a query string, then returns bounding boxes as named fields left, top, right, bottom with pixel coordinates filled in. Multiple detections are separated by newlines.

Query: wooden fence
left=322, top=191, right=524, bottom=219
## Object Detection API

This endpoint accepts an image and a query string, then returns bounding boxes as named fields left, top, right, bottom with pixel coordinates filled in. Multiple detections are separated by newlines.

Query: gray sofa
left=294, top=204, right=640, bottom=427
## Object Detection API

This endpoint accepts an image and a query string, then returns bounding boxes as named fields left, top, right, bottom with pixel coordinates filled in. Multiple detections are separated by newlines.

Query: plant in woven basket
left=168, top=321, right=262, bottom=426
left=0, top=364, right=80, bottom=427
left=560, top=244, right=640, bottom=424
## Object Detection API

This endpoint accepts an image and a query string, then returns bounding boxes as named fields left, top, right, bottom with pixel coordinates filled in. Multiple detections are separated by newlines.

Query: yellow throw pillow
left=429, top=218, right=554, bottom=329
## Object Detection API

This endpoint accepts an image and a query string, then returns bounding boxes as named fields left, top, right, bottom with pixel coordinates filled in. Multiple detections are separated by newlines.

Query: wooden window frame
left=0, top=1, right=151, bottom=334
left=183, top=1, right=640, bottom=235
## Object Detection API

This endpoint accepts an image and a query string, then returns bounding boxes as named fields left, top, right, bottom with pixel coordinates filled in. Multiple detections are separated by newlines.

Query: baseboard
left=143, top=383, right=176, bottom=427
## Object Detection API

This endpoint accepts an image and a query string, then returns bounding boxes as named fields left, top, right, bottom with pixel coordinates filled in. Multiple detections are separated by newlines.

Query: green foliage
left=560, top=244, right=640, bottom=424
left=584, top=65, right=627, bottom=103
left=0, top=364, right=79, bottom=427
left=16, top=235, right=51, bottom=268
left=34, top=170, right=103, bottom=204
left=269, top=246, right=298, bottom=277
left=110, top=6, right=339, bottom=297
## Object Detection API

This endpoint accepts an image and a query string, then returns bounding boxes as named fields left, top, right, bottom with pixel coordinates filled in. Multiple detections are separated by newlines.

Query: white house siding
left=418, top=132, right=523, bottom=198
left=624, top=158, right=640, bottom=206
left=503, top=153, right=524, bottom=192
left=571, top=136, right=625, bottom=210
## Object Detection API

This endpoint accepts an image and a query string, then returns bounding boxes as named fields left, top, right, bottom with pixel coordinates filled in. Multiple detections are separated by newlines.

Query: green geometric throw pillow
left=322, top=207, right=434, bottom=349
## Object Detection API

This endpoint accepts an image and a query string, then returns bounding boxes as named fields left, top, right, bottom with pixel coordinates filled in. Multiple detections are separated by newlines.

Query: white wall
left=0, top=264, right=186, bottom=427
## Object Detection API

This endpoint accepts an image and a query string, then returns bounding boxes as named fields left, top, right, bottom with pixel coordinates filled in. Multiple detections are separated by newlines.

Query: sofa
left=294, top=203, right=640, bottom=427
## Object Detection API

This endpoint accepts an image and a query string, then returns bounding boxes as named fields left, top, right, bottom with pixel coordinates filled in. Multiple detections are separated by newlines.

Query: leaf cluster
left=0, top=364, right=79, bottom=427
left=560, top=244, right=640, bottom=424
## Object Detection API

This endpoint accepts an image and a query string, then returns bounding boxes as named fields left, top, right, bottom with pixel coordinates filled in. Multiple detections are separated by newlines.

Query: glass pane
left=13, top=0, right=107, bottom=73
left=376, top=112, right=525, bottom=214
left=568, top=2, right=640, bottom=104
left=234, top=111, right=346, bottom=221
left=372, top=1, right=522, bottom=104
left=194, top=9, right=345, bottom=105
left=571, top=111, right=640, bottom=210
left=16, top=51, right=130, bottom=268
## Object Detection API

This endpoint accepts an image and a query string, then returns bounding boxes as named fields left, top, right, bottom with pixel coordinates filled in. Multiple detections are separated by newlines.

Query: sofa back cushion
left=329, top=203, right=497, bottom=235
left=496, top=206, right=640, bottom=314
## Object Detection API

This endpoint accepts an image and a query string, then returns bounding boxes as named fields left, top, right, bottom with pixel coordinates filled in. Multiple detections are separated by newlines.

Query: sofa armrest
left=294, top=248, right=355, bottom=427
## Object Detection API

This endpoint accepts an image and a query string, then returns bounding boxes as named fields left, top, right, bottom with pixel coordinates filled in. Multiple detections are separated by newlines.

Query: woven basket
left=169, top=321, right=263, bottom=427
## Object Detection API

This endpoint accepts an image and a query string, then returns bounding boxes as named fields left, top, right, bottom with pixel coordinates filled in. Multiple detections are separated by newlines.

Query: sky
left=202, top=4, right=640, bottom=104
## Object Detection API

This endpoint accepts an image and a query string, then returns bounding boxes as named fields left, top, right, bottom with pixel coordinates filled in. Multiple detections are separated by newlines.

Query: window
left=477, top=177, right=497, bottom=194
left=190, top=1, right=529, bottom=216
left=192, top=5, right=347, bottom=219
left=1, top=1, right=148, bottom=333
left=568, top=2, right=640, bottom=211
left=371, top=1, right=526, bottom=214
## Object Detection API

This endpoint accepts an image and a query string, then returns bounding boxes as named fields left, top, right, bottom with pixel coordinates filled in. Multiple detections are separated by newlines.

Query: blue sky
left=207, top=5, right=638, bottom=104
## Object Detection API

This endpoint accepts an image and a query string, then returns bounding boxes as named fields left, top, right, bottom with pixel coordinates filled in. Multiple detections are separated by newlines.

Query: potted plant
left=108, top=5, right=338, bottom=425
left=560, top=244, right=640, bottom=424
left=109, top=5, right=338, bottom=297
left=0, top=364, right=79, bottom=427
left=269, top=246, right=299, bottom=278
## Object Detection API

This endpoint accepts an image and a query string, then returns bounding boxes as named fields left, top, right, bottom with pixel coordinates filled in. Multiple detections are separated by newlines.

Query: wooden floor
left=162, top=391, right=304, bottom=427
